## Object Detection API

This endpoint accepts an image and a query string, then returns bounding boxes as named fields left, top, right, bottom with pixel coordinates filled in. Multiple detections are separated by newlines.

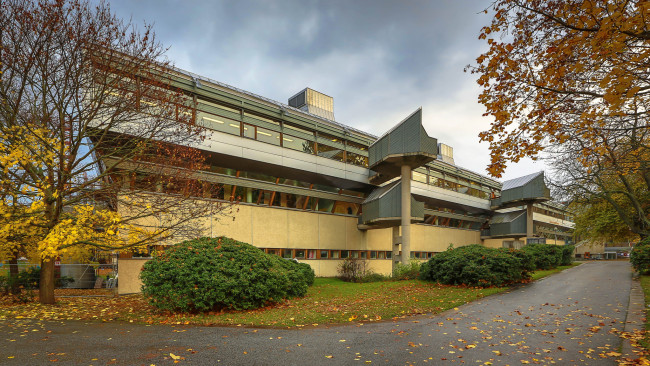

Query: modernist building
left=116, top=67, right=575, bottom=293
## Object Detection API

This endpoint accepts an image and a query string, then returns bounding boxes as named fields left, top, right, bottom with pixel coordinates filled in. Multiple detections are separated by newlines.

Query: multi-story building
left=115, top=67, right=575, bottom=294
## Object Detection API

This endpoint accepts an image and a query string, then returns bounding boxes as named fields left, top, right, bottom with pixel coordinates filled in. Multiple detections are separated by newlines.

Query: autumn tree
left=471, top=1, right=650, bottom=238
left=1, top=0, right=227, bottom=304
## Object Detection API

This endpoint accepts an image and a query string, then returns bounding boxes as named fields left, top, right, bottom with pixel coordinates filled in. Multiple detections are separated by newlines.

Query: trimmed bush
left=520, top=243, right=563, bottom=270
left=631, top=237, right=650, bottom=274
left=560, top=245, right=575, bottom=266
left=419, top=244, right=533, bottom=287
left=140, top=237, right=315, bottom=312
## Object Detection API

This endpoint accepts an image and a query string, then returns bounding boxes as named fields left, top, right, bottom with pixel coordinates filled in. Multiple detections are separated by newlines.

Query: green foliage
left=560, top=245, right=575, bottom=266
left=392, top=259, right=421, bottom=280
left=631, top=237, right=650, bottom=274
left=419, top=244, right=533, bottom=287
left=572, top=200, right=639, bottom=244
left=520, top=243, right=570, bottom=270
left=140, top=237, right=315, bottom=312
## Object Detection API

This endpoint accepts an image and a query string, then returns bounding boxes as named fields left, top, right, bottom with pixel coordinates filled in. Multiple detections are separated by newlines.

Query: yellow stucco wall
left=117, top=203, right=486, bottom=292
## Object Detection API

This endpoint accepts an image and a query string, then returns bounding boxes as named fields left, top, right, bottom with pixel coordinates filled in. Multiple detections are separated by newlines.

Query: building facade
left=114, top=67, right=575, bottom=293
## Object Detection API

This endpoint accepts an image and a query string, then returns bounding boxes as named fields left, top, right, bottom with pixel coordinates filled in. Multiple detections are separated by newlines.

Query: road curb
left=622, top=272, right=645, bottom=359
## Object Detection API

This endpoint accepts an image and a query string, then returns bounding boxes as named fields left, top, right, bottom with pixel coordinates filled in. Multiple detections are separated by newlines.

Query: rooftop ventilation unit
left=288, top=88, right=335, bottom=121
left=438, top=143, right=455, bottom=165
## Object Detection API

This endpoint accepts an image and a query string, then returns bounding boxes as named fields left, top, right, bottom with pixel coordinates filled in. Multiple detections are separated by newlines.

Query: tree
left=471, top=1, right=650, bottom=238
left=570, top=198, right=639, bottom=245
left=1, top=0, right=227, bottom=304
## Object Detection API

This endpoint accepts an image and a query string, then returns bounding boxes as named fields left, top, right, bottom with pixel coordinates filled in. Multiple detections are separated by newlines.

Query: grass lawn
left=0, top=265, right=577, bottom=328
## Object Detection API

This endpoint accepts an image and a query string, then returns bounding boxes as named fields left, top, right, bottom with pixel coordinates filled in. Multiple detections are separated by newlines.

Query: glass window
left=199, top=99, right=240, bottom=114
left=307, top=250, right=317, bottom=259
left=346, top=151, right=369, bottom=167
left=316, top=198, right=335, bottom=213
left=340, top=250, right=349, bottom=259
left=317, top=143, right=345, bottom=162
left=359, top=251, right=367, bottom=259
left=386, top=251, right=392, bottom=259
left=331, top=250, right=340, bottom=259
left=350, top=251, right=359, bottom=259
left=256, top=127, right=281, bottom=146
left=346, top=140, right=368, bottom=152
left=295, top=250, right=305, bottom=259
left=199, top=113, right=241, bottom=136
left=320, top=250, right=329, bottom=259
left=282, top=249, right=293, bottom=259
left=370, top=251, right=377, bottom=259
left=283, top=135, right=316, bottom=154
left=243, top=123, right=255, bottom=139
left=283, top=124, right=313, bottom=135
left=413, top=171, right=427, bottom=184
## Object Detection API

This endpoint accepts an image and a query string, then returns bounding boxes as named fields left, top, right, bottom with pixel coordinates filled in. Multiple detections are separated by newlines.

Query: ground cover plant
left=419, top=244, right=535, bottom=287
left=140, top=237, right=315, bottom=312
left=0, top=266, right=575, bottom=328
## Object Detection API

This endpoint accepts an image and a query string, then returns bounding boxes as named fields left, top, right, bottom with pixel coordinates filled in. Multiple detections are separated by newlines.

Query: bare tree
left=1, top=0, right=229, bottom=304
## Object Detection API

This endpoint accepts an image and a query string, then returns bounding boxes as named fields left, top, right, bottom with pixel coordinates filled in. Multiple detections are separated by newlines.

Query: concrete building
left=115, top=67, right=575, bottom=294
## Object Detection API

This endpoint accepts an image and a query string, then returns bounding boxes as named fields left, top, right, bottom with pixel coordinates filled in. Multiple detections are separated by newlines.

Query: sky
left=104, top=0, right=546, bottom=182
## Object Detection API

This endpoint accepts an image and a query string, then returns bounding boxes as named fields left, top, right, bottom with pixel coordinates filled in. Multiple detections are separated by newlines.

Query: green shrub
left=393, top=259, right=421, bottom=280
left=521, top=243, right=563, bottom=270
left=560, top=245, right=575, bottom=266
left=419, top=244, right=533, bottom=287
left=140, top=237, right=315, bottom=312
left=631, top=237, right=650, bottom=274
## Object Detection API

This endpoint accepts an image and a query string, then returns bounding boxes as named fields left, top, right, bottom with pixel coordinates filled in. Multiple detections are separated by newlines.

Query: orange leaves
left=471, top=0, right=649, bottom=177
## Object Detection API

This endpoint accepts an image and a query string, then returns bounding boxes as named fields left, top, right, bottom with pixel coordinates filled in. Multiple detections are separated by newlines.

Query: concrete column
left=526, top=203, right=534, bottom=240
left=401, top=165, right=411, bottom=265
left=392, top=226, right=400, bottom=273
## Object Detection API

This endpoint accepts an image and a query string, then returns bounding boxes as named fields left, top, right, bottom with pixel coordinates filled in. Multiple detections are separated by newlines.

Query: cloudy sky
left=104, top=0, right=545, bottom=182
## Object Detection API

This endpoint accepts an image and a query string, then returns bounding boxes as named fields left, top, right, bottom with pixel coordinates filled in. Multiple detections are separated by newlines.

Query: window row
left=126, top=173, right=362, bottom=216
left=422, top=214, right=482, bottom=230
left=412, top=169, right=492, bottom=200
left=532, top=206, right=570, bottom=221
left=197, top=108, right=369, bottom=168
left=263, top=248, right=438, bottom=260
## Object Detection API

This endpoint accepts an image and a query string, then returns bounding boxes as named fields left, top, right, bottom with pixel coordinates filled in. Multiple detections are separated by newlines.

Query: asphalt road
left=0, top=261, right=635, bottom=365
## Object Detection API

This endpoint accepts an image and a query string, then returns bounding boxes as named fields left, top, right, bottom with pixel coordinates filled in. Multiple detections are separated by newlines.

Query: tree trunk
left=8, top=255, right=20, bottom=295
left=39, top=258, right=56, bottom=304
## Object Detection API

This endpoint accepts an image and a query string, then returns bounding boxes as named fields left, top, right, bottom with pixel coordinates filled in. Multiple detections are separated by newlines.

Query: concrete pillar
left=526, top=203, right=534, bottom=240
left=392, top=226, right=400, bottom=273
left=401, top=165, right=411, bottom=265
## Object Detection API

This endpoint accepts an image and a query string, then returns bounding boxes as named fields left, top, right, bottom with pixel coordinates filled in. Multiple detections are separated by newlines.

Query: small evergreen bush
left=521, top=243, right=563, bottom=270
left=631, top=237, right=650, bottom=274
left=419, top=244, right=533, bottom=287
left=560, top=245, right=575, bottom=266
left=140, top=237, right=315, bottom=312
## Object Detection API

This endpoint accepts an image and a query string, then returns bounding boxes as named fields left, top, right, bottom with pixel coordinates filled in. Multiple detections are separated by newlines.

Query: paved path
left=0, top=261, right=638, bottom=365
